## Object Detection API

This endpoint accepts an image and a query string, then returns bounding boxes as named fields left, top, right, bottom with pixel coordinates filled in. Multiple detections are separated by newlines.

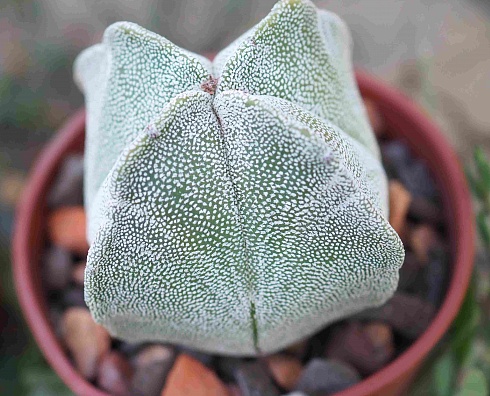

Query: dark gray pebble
left=62, top=287, right=86, bottom=308
left=381, top=141, right=411, bottom=179
left=397, top=161, right=437, bottom=199
left=398, top=251, right=425, bottom=294
left=216, top=356, right=244, bottom=382
left=116, top=340, right=144, bottom=357
left=425, top=248, right=448, bottom=306
left=354, top=292, right=435, bottom=340
left=381, top=141, right=412, bottom=167
left=235, top=361, right=280, bottom=396
left=131, top=345, right=175, bottom=396
left=294, top=358, right=360, bottom=395
left=381, top=141, right=437, bottom=199
left=42, top=246, right=73, bottom=291
left=408, top=196, right=443, bottom=225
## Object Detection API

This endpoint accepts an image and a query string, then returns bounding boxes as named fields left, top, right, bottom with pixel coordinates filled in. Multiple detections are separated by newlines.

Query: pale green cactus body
left=76, top=0, right=404, bottom=356
left=75, top=22, right=212, bottom=215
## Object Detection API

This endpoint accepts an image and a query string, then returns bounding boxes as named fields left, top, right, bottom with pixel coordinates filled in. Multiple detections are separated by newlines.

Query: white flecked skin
left=75, top=0, right=404, bottom=356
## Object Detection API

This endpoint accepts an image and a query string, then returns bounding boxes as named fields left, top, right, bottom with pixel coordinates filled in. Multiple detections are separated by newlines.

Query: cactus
left=75, top=0, right=404, bottom=356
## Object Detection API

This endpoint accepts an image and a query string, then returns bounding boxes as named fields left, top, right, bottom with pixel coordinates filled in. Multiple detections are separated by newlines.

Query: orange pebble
left=47, top=206, right=89, bottom=255
left=266, top=354, right=303, bottom=391
left=389, top=181, right=412, bottom=235
left=161, top=354, right=229, bottom=396
left=410, top=224, right=439, bottom=265
left=62, top=307, right=111, bottom=380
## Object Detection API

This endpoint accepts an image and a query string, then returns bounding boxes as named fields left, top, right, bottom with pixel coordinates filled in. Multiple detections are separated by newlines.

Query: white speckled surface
left=76, top=0, right=404, bottom=355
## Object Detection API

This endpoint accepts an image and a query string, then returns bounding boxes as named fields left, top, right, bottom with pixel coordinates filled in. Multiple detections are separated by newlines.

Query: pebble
left=409, top=224, right=439, bottom=265
left=397, top=161, right=437, bottom=199
left=61, top=307, right=111, bottom=380
left=161, top=354, right=229, bottom=396
left=72, top=261, right=86, bottom=286
left=283, top=340, right=308, bottom=360
left=62, top=287, right=86, bottom=308
left=425, top=247, right=448, bottom=306
left=266, top=355, right=303, bottom=391
left=388, top=180, right=412, bottom=235
left=324, top=321, right=394, bottom=375
left=363, top=98, right=385, bottom=136
left=398, top=251, right=424, bottom=293
left=117, top=340, right=144, bottom=357
left=381, top=141, right=411, bottom=179
left=42, top=246, right=72, bottom=291
left=132, top=345, right=175, bottom=396
left=49, top=307, right=63, bottom=338
left=98, top=351, right=133, bottom=396
left=47, top=206, right=89, bottom=256
left=354, top=292, right=435, bottom=340
left=408, top=196, right=443, bottom=225
left=235, top=361, right=280, bottom=396
left=47, top=154, right=84, bottom=208
left=294, top=358, right=360, bottom=395
left=216, top=356, right=243, bottom=382
left=363, top=322, right=395, bottom=365
left=381, top=143, right=437, bottom=199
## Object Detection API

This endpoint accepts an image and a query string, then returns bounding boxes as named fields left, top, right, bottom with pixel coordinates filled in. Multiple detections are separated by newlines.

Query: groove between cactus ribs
left=209, top=82, right=260, bottom=353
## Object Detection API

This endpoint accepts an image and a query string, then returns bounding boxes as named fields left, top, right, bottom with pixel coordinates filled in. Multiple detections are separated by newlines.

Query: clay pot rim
left=12, top=71, right=474, bottom=396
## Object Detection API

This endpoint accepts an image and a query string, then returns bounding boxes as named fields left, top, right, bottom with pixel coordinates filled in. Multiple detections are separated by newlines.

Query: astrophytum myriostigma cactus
left=74, top=0, right=404, bottom=356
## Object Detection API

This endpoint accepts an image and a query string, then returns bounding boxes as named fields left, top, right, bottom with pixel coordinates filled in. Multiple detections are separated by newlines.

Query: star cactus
left=74, top=0, right=404, bottom=356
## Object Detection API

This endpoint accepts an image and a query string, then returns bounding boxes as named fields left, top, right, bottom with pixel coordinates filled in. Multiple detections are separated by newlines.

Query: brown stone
left=47, top=206, right=89, bottom=255
left=325, top=321, right=394, bottom=375
left=408, top=196, right=443, bottom=225
left=161, top=354, right=229, bottom=396
left=409, top=224, right=439, bottom=264
left=98, top=351, right=133, bottom=396
left=363, top=322, right=395, bottom=364
left=266, top=354, right=303, bottom=391
left=61, top=307, right=111, bottom=380
left=388, top=180, right=412, bottom=235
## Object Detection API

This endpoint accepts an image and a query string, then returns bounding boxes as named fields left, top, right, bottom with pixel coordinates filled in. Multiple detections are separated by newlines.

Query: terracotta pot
left=13, top=72, right=474, bottom=396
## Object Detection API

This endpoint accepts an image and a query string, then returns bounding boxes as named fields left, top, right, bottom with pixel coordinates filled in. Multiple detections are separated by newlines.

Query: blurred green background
left=1, top=0, right=489, bottom=394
